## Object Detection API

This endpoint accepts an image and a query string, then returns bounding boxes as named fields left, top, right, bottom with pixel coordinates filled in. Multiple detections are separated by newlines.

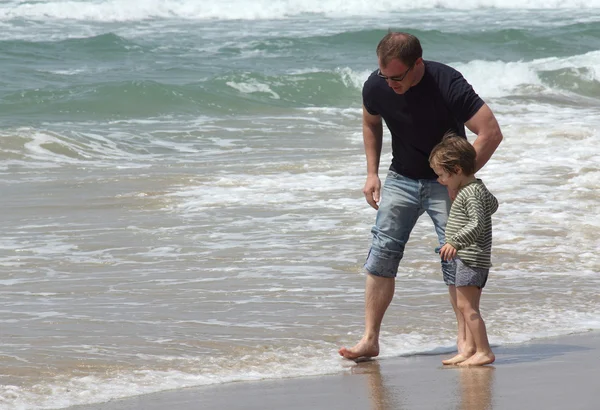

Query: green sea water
left=1, top=11, right=600, bottom=126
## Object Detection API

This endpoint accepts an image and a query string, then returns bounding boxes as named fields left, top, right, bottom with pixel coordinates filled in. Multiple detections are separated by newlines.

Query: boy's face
left=431, top=164, right=462, bottom=191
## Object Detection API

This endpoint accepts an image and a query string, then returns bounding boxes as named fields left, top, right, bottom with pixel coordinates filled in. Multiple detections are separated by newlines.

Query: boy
left=429, top=132, right=498, bottom=366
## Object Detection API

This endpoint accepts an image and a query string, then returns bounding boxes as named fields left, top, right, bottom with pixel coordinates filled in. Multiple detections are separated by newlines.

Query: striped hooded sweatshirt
left=445, top=179, right=498, bottom=269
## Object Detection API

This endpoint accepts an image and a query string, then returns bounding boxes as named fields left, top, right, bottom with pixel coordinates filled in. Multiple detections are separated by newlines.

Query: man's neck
left=411, top=62, right=426, bottom=87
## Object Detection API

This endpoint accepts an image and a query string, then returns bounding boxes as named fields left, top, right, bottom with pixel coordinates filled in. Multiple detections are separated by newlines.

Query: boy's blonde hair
left=429, top=130, right=476, bottom=175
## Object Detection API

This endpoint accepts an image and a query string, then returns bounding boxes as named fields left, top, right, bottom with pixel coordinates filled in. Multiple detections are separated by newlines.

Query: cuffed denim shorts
left=364, top=170, right=454, bottom=280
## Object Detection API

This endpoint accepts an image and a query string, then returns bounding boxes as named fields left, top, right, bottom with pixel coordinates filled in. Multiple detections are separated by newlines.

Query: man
left=338, top=32, right=503, bottom=360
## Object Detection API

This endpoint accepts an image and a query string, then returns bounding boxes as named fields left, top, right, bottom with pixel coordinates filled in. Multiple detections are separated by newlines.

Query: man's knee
left=364, top=248, right=402, bottom=278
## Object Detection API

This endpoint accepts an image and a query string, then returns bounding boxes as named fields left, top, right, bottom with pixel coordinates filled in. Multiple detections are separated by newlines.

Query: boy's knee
left=456, top=299, right=474, bottom=313
left=457, top=303, right=480, bottom=317
left=467, top=311, right=482, bottom=321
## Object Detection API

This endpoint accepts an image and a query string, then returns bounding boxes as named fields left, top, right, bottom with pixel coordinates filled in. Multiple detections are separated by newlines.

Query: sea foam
left=1, top=0, right=600, bottom=22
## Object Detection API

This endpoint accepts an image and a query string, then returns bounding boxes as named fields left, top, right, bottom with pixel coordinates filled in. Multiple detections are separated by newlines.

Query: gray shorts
left=445, top=258, right=489, bottom=289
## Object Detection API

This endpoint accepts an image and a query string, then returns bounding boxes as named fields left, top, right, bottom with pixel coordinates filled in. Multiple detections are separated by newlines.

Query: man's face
left=377, top=58, right=415, bottom=94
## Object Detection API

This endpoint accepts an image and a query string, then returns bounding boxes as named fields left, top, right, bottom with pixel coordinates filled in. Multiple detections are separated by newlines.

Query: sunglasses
left=377, top=65, right=413, bottom=82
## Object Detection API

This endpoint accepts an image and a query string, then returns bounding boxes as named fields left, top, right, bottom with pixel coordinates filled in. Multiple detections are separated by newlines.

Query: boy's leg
left=339, top=172, right=422, bottom=359
left=453, top=259, right=494, bottom=366
left=456, top=285, right=495, bottom=366
left=423, top=179, right=474, bottom=363
left=443, top=285, right=476, bottom=365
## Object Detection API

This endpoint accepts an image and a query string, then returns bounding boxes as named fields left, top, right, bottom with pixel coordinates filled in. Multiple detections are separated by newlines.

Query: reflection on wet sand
left=352, top=359, right=495, bottom=410
left=351, top=360, right=403, bottom=410
left=457, top=366, right=495, bottom=410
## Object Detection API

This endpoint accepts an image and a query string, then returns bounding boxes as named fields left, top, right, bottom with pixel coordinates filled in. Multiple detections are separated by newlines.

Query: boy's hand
left=439, top=243, right=457, bottom=261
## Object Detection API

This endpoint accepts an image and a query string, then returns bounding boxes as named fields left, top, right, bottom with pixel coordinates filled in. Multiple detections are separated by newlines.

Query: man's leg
left=339, top=172, right=421, bottom=360
left=338, top=273, right=395, bottom=359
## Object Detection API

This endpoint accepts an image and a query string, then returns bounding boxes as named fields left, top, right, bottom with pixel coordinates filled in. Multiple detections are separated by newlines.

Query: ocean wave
left=222, top=23, right=600, bottom=64
left=2, top=51, right=600, bottom=123
left=0, top=32, right=144, bottom=61
left=0, top=69, right=365, bottom=122
left=0, top=129, right=148, bottom=167
left=455, top=50, right=600, bottom=100
left=1, top=0, right=600, bottom=22
left=215, top=52, right=600, bottom=106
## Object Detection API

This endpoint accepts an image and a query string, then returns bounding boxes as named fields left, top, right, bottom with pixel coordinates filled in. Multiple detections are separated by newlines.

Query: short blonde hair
left=429, top=131, right=476, bottom=175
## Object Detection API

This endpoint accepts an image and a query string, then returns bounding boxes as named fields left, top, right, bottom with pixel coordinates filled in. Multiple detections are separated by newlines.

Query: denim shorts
left=364, top=171, right=454, bottom=279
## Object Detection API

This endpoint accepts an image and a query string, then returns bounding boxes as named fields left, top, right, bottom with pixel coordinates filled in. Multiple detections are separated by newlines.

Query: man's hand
left=363, top=174, right=381, bottom=210
left=439, top=243, right=457, bottom=261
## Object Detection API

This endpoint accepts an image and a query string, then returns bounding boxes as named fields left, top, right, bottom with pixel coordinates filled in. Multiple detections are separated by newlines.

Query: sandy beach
left=69, top=331, right=600, bottom=410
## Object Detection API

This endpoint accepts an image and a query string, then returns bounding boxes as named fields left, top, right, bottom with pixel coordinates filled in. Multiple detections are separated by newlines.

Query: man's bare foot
left=457, top=352, right=495, bottom=367
left=338, top=338, right=379, bottom=360
left=442, top=353, right=471, bottom=365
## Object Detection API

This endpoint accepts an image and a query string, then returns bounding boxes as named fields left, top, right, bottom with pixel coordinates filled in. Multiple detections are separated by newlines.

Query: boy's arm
left=446, top=194, right=486, bottom=250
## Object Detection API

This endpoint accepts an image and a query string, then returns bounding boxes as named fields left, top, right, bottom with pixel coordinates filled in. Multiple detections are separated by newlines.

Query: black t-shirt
left=362, top=60, right=484, bottom=180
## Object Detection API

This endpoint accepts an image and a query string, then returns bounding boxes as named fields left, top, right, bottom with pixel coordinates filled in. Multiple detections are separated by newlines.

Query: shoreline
left=70, top=330, right=600, bottom=410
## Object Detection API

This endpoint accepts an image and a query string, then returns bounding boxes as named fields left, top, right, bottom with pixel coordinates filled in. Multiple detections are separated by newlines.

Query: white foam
left=1, top=0, right=600, bottom=22
left=337, top=67, right=372, bottom=90
left=295, top=53, right=600, bottom=104
left=9, top=314, right=598, bottom=410
left=379, top=309, right=600, bottom=359
left=42, top=68, right=88, bottom=76
left=0, top=346, right=349, bottom=410
left=226, top=80, right=280, bottom=99
left=2, top=128, right=189, bottom=170
left=454, top=50, right=600, bottom=99
left=168, top=172, right=363, bottom=213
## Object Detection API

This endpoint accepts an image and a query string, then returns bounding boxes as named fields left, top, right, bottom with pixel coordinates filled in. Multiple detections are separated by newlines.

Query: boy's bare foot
left=338, top=338, right=379, bottom=360
left=442, top=353, right=471, bottom=365
left=457, top=352, right=495, bottom=367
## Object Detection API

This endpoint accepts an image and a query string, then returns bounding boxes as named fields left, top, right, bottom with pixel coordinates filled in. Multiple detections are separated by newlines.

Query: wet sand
left=71, top=331, right=600, bottom=410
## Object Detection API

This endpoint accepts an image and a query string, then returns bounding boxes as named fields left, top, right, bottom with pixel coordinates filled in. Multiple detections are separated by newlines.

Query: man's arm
left=465, top=103, right=503, bottom=172
left=362, top=105, right=384, bottom=210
